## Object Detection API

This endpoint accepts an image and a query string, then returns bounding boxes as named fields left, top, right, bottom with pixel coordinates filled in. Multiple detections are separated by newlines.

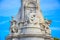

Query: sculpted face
left=24, top=2, right=37, bottom=22
left=28, top=13, right=40, bottom=24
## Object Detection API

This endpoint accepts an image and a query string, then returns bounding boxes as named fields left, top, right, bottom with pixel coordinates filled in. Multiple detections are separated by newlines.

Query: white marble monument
left=6, top=0, right=54, bottom=40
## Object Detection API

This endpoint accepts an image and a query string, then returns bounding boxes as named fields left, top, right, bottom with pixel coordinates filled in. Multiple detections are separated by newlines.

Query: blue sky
left=0, top=0, right=60, bottom=40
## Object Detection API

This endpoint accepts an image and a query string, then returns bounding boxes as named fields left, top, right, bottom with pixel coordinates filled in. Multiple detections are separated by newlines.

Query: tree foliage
left=54, top=38, right=60, bottom=40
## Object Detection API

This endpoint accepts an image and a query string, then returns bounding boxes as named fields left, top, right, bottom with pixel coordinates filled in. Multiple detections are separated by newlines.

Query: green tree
left=54, top=38, right=60, bottom=40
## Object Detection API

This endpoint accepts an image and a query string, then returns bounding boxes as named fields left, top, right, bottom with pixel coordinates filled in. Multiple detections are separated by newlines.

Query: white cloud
left=41, top=0, right=60, bottom=10
left=0, top=20, right=9, bottom=25
left=0, top=0, right=21, bottom=17
left=52, top=20, right=60, bottom=22
left=50, top=27, right=60, bottom=30
left=0, top=0, right=20, bottom=9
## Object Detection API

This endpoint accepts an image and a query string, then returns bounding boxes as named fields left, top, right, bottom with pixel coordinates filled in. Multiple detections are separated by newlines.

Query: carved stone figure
left=10, top=17, right=18, bottom=33
left=6, top=0, right=53, bottom=40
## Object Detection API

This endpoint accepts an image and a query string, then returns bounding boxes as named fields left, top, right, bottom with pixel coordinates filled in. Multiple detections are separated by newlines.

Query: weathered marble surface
left=6, top=0, right=53, bottom=40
